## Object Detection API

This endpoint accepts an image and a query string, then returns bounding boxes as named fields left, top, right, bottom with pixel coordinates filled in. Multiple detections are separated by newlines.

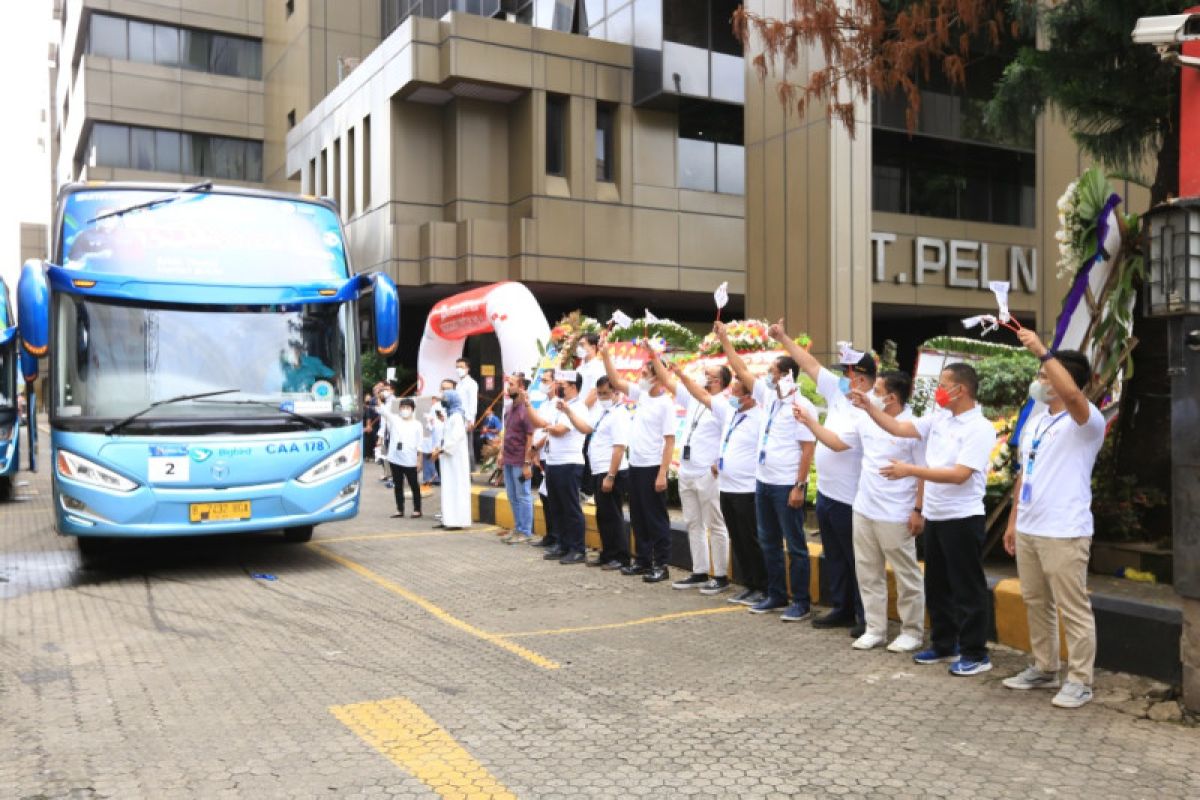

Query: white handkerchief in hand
left=988, top=281, right=1012, bottom=322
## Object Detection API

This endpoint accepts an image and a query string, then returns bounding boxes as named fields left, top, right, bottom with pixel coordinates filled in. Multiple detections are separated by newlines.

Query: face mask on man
left=456, top=367, right=467, bottom=379
left=764, top=374, right=777, bottom=391
left=869, top=393, right=888, bottom=412
left=575, top=345, right=588, bottom=359
left=728, top=395, right=743, bottom=411
left=838, top=375, right=852, bottom=395
left=598, top=397, right=614, bottom=409
left=1028, top=380, right=1053, bottom=405
left=934, top=385, right=957, bottom=408
left=638, top=376, right=653, bottom=393
left=399, top=408, right=413, bottom=419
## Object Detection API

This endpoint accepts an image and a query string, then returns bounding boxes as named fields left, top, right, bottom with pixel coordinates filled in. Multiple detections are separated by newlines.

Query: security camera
left=1132, top=14, right=1200, bottom=46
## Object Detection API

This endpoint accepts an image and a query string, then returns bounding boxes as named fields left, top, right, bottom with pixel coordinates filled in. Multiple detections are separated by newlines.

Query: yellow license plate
left=189, top=501, right=251, bottom=523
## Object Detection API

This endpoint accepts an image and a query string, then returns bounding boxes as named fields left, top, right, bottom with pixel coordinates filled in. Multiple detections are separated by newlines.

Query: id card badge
left=1020, top=479, right=1033, bottom=504
left=682, top=445, right=692, bottom=461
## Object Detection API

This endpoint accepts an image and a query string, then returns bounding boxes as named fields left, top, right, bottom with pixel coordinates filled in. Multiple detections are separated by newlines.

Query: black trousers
left=580, top=434, right=594, bottom=496
left=721, top=491, right=766, bottom=592
left=816, top=492, right=864, bottom=623
left=627, top=465, right=671, bottom=567
left=546, top=464, right=585, bottom=553
left=389, top=463, right=421, bottom=514
left=538, top=472, right=558, bottom=547
left=924, top=515, right=990, bottom=660
left=592, top=470, right=630, bottom=565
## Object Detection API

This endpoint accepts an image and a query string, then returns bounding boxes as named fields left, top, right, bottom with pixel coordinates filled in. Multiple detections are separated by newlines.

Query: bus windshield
left=58, top=190, right=348, bottom=283
left=54, top=295, right=359, bottom=428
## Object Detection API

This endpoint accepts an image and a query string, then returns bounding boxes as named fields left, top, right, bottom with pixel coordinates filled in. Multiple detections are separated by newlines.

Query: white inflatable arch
left=417, top=281, right=551, bottom=395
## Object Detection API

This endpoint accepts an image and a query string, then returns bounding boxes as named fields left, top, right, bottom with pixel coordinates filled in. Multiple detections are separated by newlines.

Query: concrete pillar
left=1170, top=315, right=1200, bottom=710
left=742, top=0, right=872, bottom=359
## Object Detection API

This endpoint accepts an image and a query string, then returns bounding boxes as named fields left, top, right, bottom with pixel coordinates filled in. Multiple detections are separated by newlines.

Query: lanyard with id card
left=719, top=412, right=749, bottom=471
left=1021, top=411, right=1068, bottom=504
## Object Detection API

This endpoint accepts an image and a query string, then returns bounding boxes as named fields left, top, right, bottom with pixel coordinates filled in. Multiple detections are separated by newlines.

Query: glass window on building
left=595, top=103, right=616, bottom=182
left=155, top=24, right=180, bottom=68
left=710, top=0, right=741, bottom=56
left=211, top=34, right=262, bottom=79
left=677, top=99, right=743, bottom=194
left=129, top=20, right=155, bottom=63
left=663, top=0, right=707, bottom=48
left=180, top=28, right=212, bottom=71
left=155, top=130, right=182, bottom=173
left=89, top=13, right=128, bottom=60
left=130, top=127, right=156, bottom=171
left=546, top=93, right=568, bottom=176
left=90, top=123, right=129, bottom=169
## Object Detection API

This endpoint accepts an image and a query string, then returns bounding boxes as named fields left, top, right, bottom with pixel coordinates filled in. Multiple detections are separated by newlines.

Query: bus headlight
left=296, top=441, right=361, bottom=485
left=56, top=449, right=138, bottom=493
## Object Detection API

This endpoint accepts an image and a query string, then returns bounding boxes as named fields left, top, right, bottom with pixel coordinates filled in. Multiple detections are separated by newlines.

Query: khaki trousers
left=852, top=512, right=925, bottom=639
left=1015, top=532, right=1096, bottom=686
left=678, top=470, right=729, bottom=577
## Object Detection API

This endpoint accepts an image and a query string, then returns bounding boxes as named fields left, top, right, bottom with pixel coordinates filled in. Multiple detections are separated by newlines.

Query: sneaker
left=741, top=590, right=767, bottom=607
left=811, top=611, right=855, bottom=629
left=1051, top=681, right=1094, bottom=709
left=852, top=633, right=886, bottom=650
left=913, top=647, right=959, bottom=665
left=504, top=532, right=533, bottom=545
left=699, top=577, right=731, bottom=596
left=727, top=588, right=756, bottom=605
left=749, top=596, right=789, bottom=614
left=886, top=634, right=923, bottom=653
left=671, top=573, right=710, bottom=590
left=384, top=481, right=394, bottom=489
left=643, top=566, right=670, bottom=583
left=949, top=656, right=993, bottom=677
left=1003, top=666, right=1062, bottom=691
left=780, top=601, right=812, bottom=622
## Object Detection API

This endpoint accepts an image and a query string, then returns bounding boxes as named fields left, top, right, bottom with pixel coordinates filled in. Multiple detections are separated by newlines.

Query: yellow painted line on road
left=331, top=696, right=517, bottom=799
left=318, top=526, right=500, bottom=544
left=309, top=542, right=560, bottom=670
left=502, top=605, right=744, bottom=638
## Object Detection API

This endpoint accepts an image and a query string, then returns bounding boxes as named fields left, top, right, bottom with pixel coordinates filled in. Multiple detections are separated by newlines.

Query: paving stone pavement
left=2, top=461, right=1198, bottom=799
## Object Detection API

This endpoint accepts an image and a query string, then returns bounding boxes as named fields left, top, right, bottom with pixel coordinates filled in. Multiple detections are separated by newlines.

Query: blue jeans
left=421, top=453, right=438, bottom=484
left=503, top=464, right=533, bottom=535
left=755, top=481, right=811, bottom=606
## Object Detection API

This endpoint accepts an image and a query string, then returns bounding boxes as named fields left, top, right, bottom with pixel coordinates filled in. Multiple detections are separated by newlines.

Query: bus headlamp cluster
left=56, top=449, right=138, bottom=492
left=296, top=441, right=361, bottom=485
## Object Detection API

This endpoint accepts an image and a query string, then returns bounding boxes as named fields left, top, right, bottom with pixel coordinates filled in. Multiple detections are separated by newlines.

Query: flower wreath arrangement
left=696, top=319, right=811, bottom=356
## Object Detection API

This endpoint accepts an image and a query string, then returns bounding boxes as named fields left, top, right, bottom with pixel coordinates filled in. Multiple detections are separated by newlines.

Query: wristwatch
left=606, top=473, right=617, bottom=480
left=1038, top=350, right=1056, bottom=363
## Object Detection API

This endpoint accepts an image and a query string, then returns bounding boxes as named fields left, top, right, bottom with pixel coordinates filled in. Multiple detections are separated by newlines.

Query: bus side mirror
left=17, top=259, right=49, bottom=361
left=373, top=272, right=399, bottom=356
left=19, top=349, right=38, bottom=384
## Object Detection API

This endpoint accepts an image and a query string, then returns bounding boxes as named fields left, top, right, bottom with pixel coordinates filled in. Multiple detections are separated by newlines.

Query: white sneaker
left=852, top=633, right=885, bottom=650
left=1002, top=665, right=1062, bottom=691
left=1052, top=681, right=1093, bottom=708
left=886, top=633, right=923, bottom=653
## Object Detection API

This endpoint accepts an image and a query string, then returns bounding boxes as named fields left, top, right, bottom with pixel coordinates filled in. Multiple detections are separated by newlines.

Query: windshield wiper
left=192, top=398, right=329, bottom=430
left=104, top=388, right=240, bottom=435
left=87, top=180, right=214, bottom=224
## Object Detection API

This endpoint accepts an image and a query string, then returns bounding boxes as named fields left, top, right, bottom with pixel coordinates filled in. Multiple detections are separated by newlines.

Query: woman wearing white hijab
left=433, top=389, right=473, bottom=529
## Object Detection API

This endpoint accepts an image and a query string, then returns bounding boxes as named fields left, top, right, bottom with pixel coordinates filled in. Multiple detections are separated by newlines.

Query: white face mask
left=1028, top=380, right=1053, bottom=405
left=399, top=408, right=413, bottom=419
left=598, top=398, right=614, bottom=409
left=869, top=393, right=888, bottom=412
left=456, top=367, right=467, bottom=378
left=764, top=374, right=777, bottom=391
left=575, top=345, right=588, bottom=359
left=637, top=377, right=653, bottom=393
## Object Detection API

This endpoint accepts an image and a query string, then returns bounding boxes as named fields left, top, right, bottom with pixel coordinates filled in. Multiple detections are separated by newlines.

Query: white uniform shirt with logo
left=544, top=397, right=588, bottom=466
left=677, top=393, right=724, bottom=479
left=912, top=405, right=996, bottom=521
left=587, top=401, right=631, bottom=475
left=382, top=413, right=423, bottom=468
left=751, top=379, right=817, bottom=486
left=1016, top=404, right=1106, bottom=538
left=711, top=399, right=763, bottom=494
left=625, top=384, right=679, bottom=468
left=853, top=407, right=925, bottom=523
left=813, top=368, right=864, bottom=505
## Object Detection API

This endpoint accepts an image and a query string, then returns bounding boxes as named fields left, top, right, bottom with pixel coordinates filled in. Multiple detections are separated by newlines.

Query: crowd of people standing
left=370, top=321, right=1107, bottom=710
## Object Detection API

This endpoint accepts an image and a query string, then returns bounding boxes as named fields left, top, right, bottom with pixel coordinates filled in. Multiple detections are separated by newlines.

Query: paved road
left=2, top=463, right=1198, bottom=799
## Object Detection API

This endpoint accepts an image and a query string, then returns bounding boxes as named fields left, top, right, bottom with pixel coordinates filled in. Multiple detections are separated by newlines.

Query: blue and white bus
left=18, top=182, right=399, bottom=554
left=0, top=277, right=21, bottom=499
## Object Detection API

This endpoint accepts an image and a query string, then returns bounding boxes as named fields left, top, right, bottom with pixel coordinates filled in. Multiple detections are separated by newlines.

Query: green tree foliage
left=986, top=0, right=1182, bottom=202
left=975, top=351, right=1039, bottom=414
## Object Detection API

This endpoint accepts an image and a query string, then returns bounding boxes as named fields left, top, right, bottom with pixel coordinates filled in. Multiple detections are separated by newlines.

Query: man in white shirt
left=378, top=396, right=425, bottom=518
left=796, top=371, right=927, bottom=652
left=672, top=364, right=764, bottom=599
left=650, top=358, right=732, bottom=593
left=601, top=338, right=678, bottom=583
left=575, top=332, right=607, bottom=498
left=1001, top=334, right=1106, bottom=709
left=770, top=323, right=871, bottom=636
left=578, top=376, right=631, bottom=569
left=525, top=373, right=590, bottom=564
left=853, top=363, right=998, bottom=677
left=455, top=358, right=479, bottom=467
left=715, top=322, right=817, bottom=621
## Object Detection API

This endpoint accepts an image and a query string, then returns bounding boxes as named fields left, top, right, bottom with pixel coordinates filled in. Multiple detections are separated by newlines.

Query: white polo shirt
left=1016, top=404, right=1106, bottom=538
left=677, top=393, right=724, bottom=479
left=544, top=397, right=587, bottom=466
left=712, top=399, right=763, bottom=494
left=625, top=384, right=678, bottom=468
left=752, top=379, right=817, bottom=486
left=587, top=401, right=631, bottom=476
left=854, top=407, right=925, bottom=524
left=814, top=368, right=863, bottom=505
left=913, top=405, right=997, bottom=521
left=578, top=358, right=607, bottom=395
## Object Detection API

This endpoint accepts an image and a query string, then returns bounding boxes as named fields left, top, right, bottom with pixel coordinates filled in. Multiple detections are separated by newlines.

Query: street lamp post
left=1142, top=200, right=1200, bottom=711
